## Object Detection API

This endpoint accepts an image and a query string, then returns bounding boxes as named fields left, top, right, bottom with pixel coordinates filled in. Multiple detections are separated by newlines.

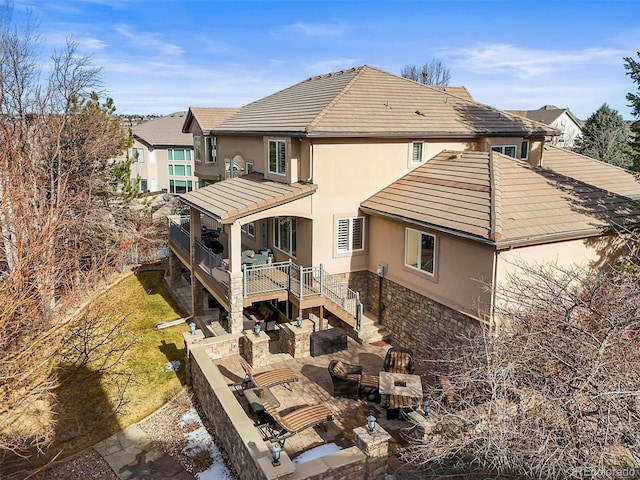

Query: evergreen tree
left=624, top=52, right=640, bottom=170
left=573, top=103, right=632, bottom=169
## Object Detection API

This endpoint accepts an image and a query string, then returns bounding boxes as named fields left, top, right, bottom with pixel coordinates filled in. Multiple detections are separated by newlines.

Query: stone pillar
left=228, top=273, right=244, bottom=333
left=191, top=275, right=204, bottom=317
left=182, top=329, right=204, bottom=383
left=168, top=251, right=182, bottom=288
left=354, top=424, right=392, bottom=480
left=244, top=329, right=270, bottom=368
left=279, top=320, right=313, bottom=358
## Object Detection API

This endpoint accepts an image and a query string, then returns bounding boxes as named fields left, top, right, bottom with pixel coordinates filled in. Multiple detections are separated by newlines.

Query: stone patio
left=213, top=335, right=431, bottom=465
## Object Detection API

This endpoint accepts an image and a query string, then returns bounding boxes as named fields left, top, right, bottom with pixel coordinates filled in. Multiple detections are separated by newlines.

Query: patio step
left=358, top=316, right=391, bottom=344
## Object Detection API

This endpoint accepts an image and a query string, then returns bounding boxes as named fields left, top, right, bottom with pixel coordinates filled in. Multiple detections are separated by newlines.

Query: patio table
left=245, top=386, right=280, bottom=424
left=379, top=371, right=423, bottom=419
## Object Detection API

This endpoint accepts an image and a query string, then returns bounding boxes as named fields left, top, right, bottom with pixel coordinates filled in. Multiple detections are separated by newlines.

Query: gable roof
left=506, top=105, right=583, bottom=129
left=361, top=146, right=640, bottom=249
left=182, top=107, right=240, bottom=134
left=215, top=66, right=558, bottom=138
left=132, top=111, right=192, bottom=147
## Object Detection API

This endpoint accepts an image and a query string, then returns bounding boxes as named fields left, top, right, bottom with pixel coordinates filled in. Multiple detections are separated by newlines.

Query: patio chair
left=261, top=402, right=333, bottom=446
left=383, top=347, right=415, bottom=375
left=239, top=357, right=299, bottom=390
left=328, top=360, right=380, bottom=402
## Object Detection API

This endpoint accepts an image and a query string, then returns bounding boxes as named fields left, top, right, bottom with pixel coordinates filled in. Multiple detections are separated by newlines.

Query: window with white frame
left=168, top=164, right=192, bottom=176
left=337, top=217, right=365, bottom=253
left=205, top=137, right=216, bottom=163
left=169, top=179, right=193, bottom=194
left=491, top=145, right=517, bottom=158
left=246, top=162, right=254, bottom=174
left=520, top=140, right=529, bottom=160
left=274, top=216, right=296, bottom=256
left=241, top=222, right=255, bottom=237
left=194, top=135, right=202, bottom=163
left=132, top=178, right=147, bottom=193
left=405, top=228, right=435, bottom=275
left=411, top=142, right=424, bottom=164
left=131, top=147, right=144, bottom=163
left=168, top=148, right=191, bottom=161
left=268, top=139, right=286, bottom=176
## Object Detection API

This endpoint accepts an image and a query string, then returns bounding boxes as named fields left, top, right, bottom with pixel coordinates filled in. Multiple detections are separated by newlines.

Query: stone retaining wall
left=187, top=340, right=390, bottom=480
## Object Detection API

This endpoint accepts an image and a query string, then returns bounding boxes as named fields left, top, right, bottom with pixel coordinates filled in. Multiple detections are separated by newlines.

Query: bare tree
left=401, top=58, right=451, bottom=86
left=0, top=6, right=143, bottom=465
left=404, top=263, right=640, bottom=479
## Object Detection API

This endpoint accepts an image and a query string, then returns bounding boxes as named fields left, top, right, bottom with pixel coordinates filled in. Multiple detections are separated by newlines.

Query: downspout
left=490, top=250, right=499, bottom=331
left=304, top=139, right=314, bottom=183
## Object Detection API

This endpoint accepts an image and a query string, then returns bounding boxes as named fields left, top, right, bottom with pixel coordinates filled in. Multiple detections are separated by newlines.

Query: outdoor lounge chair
left=239, top=357, right=299, bottom=390
left=328, top=360, right=380, bottom=402
left=383, top=347, right=415, bottom=375
left=261, top=402, right=333, bottom=446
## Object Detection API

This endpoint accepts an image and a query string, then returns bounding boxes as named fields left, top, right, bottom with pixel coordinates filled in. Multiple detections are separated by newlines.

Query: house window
left=411, top=142, right=424, bottom=164
left=268, top=139, right=286, bottom=176
left=337, top=217, right=365, bottom=253
left=274, top=216, right=296, bottom=257
left=168, top=149, right=191, bottom=161
left=168, top=164, right=192, bottom=176
left=194, top=135, right=202, bottom=163
left=241, top=222, right=255, bottom=237
left=134, top=178, right=147, bottom=193
left=405, top=228, right=435, bottom=275
left=205, top=137, right=216, bottom=163
left=246, top=162, right=254, bottom=174
left=520, top=140, right=529, bottom=160
left=491, top=145, right=517, bottom=158
left=131, top=147, right=144, bottom=163
left=169, top=180, right=193, bottom=194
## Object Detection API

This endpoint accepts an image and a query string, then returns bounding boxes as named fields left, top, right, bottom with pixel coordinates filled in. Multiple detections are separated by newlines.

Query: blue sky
left=12, top=0, right=640, bottom=119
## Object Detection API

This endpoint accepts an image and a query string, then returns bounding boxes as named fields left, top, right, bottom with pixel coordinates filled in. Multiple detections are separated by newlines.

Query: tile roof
left=182, top=107, right=240, bottom=134
left=132, top=111, right=192, bottom=147
left=361, top=147, right=640, bottom=248
left=180, top=173, right=317, bottom=223
left=506, top=105, right=583, bottom=128
left=215, top=66, right=559, bottom=138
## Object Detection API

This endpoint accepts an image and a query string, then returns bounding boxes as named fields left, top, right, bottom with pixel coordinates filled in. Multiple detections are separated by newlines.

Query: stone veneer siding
left=342, top=270, right=481, bottom=359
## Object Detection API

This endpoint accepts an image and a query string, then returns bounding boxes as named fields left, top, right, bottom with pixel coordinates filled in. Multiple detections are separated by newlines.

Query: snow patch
left=293, top=442, right=342, bottom=464
left=179, top=408, right=233, bottom=480
left=160, top=360, right=181, bottom=372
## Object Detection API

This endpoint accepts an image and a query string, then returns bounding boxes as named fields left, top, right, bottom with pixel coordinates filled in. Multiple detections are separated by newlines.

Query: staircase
left=324, top=303, right=391, bottom=344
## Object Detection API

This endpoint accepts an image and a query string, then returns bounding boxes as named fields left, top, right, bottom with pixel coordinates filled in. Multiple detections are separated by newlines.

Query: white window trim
left=273, top=216, right=296, bottom=257
left=410, top=141, right=424, bottom=164
left=246, top=162, right=254, bottom=174
left=194, top=135, right=202, bottom=163
left=520, top=140, right=529, bottom=160
left=268, top=139, right=287, bottom=176
left=241, top=222, right=255, bottom=238
left=404, top=228, right=436, bottom=277
left=491, top=145, right=517, bottom=158
left=131, top=147, right=144, bottom=163
left=337, top=217, right=365, bottom=253
left=205, top=136, right=216, bottom=164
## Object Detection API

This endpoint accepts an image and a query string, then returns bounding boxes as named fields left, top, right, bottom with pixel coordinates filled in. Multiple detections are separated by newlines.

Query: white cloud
left=284, top=20, right=346, bottom=37
left=115, top=25, right=183, bottom=56
left=448, top=43, right=625, bottom=79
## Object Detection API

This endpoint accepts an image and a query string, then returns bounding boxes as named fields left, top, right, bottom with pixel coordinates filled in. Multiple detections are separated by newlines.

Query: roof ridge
left=489, top=151, right=503, bottom=242
left=306, top=66, right=365, bottom=133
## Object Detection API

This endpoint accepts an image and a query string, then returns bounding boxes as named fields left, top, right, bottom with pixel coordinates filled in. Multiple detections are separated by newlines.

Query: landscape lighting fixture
left=189, top=322, right=196, bottom=335
left=366, top=414, right=376, bottom=434
left=296, top=316, right=303, bottom=328
left=271, top=444, right=282, bottom=466
left=253, top=323, right=261, bottom=336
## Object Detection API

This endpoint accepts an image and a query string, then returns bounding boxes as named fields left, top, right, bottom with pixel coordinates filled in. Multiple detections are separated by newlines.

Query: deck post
left=299, top=264, right=304, bottom=300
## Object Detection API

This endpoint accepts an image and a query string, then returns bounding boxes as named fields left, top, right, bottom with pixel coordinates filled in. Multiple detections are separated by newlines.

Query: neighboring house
left=168, top=66, right=640, bottom=357
left=129, top=111, right=200, bottom=194
left=506, top=105, right=583, bottom=148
